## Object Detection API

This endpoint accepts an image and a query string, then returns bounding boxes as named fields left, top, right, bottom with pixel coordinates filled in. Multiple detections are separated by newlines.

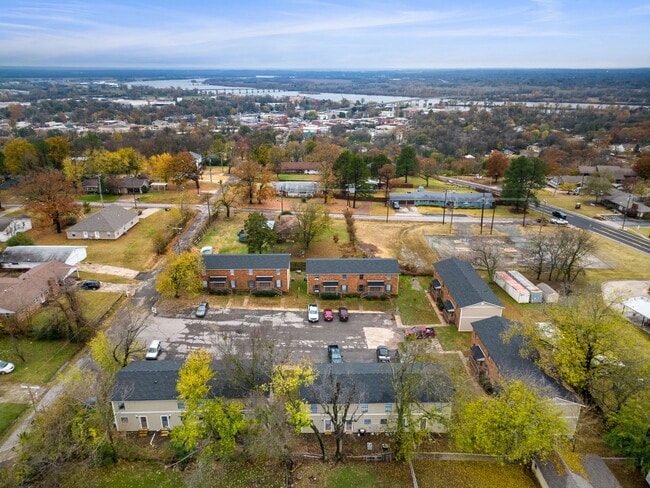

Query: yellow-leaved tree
left=156, top=250, right=204, bottom=298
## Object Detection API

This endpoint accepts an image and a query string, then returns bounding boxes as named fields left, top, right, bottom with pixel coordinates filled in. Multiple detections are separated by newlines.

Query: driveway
left=142, top=308, right=403, bottom=364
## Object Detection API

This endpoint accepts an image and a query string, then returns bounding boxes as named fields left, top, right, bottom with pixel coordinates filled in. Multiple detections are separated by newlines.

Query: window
left=314, top=274, right=319, bottom=281
left=276, top=269, right=281, bottom=275
left=380, top=418, right=388, bottom=425
left=387, top=274, right=392, bottom=280
left=342, top=274, right=347, bottom=280
left=364, top=418, right=371, bottom=425
left=361, top=403, right=368, bottom=413
left=310, top=404, right=318, bottom=413
left=359, top=274, right=364, bottom=279
left=384, top=403, right=393, bottom=413
left=230, top=269, right=234, bottom=275
left=177, top=400, right=185, bottom=410
left=248, top=269, right=253, bottom=275
left=121, top=416, right=128, bottom=423
left=118, top=401, right=125, bottom=410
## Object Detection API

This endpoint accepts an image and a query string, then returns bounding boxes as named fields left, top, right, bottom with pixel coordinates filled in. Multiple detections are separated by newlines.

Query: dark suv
left=338, top=307, right=349, bottom=321
left=81, top=280, right=101, bottom=290
left=552, top=210, right=567, bottom=220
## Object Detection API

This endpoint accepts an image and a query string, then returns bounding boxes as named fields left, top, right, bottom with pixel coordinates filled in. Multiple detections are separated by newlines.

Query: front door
left=161, top=415, right=170, bottom=430
left=139, top=416, right=148, bottom=429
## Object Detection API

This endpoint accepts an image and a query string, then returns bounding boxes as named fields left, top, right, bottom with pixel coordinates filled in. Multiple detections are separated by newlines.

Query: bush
left=252, top=289, right=279, bottom=297
left=319, top=292, right=341, bottom=300
left=6, top=232, right=34, bottom=246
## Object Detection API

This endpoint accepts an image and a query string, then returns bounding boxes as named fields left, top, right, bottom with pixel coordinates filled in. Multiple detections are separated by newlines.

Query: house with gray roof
left=300, top=362, right=453, bottom=434
left=389, top=190, right=494, bottom=208
left=202, top=253, right=290, bottom=294
left=431, top=258, right=504, bottom=331
left=306, top=258, right=401, bottom=297
left=66, top=205, right=139, bottom=240
left=532, top=452, right=622, bottom=488
left=0, top=245, right=87, bottom=270
left=470, top=316, right=582, bottom=434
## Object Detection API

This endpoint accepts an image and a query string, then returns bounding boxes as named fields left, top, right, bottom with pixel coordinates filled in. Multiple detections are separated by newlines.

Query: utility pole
left=621, top=195, right=632, bottom=230
left=96, top=174, right=104, bottom=207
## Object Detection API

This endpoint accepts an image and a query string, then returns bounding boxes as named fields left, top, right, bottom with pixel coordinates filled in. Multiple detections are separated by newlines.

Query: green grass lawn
left=0, top=403, right=29, bottom=440
left=65, top=461, right=184, bottom=488
left=435, top=326, right=472, bottom=352
left=395, top=276, right=438, bottom=325
left=0, top=339, right=81, bottom=384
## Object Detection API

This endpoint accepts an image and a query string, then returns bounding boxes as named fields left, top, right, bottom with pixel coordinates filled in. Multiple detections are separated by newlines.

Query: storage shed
left=508, top=270, right=543, bottom=304
left=537, top=282, right=559, bottom=303
left=495, top=271, right=530, bottom=304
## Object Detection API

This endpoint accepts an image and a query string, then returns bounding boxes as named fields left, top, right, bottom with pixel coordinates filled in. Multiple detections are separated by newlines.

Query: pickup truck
left=328, top=344, right=343, bottom=363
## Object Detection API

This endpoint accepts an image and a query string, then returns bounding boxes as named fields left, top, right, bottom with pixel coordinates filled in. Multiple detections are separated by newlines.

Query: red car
left=405, top=326, right=436, bottom=339
left=323, top=308, right=334, bottom=321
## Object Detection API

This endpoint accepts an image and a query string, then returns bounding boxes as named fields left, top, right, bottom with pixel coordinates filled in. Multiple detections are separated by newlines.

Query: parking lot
left=141, top=307, right=402, bottom=364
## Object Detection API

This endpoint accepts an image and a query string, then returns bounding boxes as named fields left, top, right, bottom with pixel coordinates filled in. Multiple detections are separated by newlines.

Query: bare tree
left=555, top=228, right=595, bottom=288
left=311, top=365, right=366, bottom=462
left=525, top=233, right=551, bottom=281
left=470, top=238, right=504, bottom=283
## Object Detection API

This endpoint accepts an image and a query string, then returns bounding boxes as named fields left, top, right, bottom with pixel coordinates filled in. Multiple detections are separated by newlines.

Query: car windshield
left=147, top=347, right=157, bottom=354
left=0, top=360, right=8, bottom=367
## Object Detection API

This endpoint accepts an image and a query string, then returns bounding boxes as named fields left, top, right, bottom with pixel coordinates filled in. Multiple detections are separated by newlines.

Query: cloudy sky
left=1, top=0, right=648, bottom=69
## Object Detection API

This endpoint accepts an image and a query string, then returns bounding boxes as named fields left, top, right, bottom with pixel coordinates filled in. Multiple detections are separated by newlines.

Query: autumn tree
left=583, top=176, right=613, bottom=202
left=44, top=136, right=71, bottom=168
left=513, top=292, right=646, bottom=410
left=156, top=250, right=204, bottom=298
left=605, top=389, right=650, bottom=472
left=378, top=163, right=396, bottom=201
left=233, top=159, right=263, bottom=204
left=145, top=152, right=175, bottom=182
left=418, top=158, right=438, bottom=187
left=170, top=151, right=201, bottom=192
left=90, top=307, right=147, bottom=369
left=214, top=180, right=241, bottom=218
left=270, top=362, right=328, bottom=460
left=452, top=380, right=568, bottom=464
left=396, top=145, right=418, bottom=182
left=4, top=138, right=38, bottom=175
left=171, top=349, right=246, bottom=459
left=391, top=340, right=450, bottom=462
left=632, top=155, right=650, bottom=180
left=291, top=201, right=331, bottom=251
left=22, top=170, right=81, bottom=233
left=243, top=212, right=276, bottom=254
left=484, top=151, right=510, bottom=183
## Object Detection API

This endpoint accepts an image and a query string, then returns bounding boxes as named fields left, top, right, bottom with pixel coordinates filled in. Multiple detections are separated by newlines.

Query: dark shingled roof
left=433, top=258, right=503, bottom=308
left=111, top=360, right=258, bottom=402
left=299, top=362, right=453, bottom=404
left=472, top=316, right=577, bottom=402
left=306, top=258, right=400, bottom=275
left=202, top=253, right=290, bottom=270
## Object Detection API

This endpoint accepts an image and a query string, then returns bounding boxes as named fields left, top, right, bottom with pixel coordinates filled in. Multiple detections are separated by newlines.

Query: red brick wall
left=306, top=272, right=399, bottom=296
left=205, top=268, right=290, bottom=292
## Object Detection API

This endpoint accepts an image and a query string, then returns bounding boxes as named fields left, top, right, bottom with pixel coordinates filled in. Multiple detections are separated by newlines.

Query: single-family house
left=305, top=258, right=400, bottom=297
left=431, top=258, right=504, bottom=332
left=111, top=176, right=150, bottom=194
left=0, top=245, right=87, bottom=270
left=578, top=165, right=636, bottom=183
left=532, top=452, right=622, bottom=488
left=299, top=362, right=453, bottom=434
left=602, top=191, right=650, bottom=219
left=389, top=191, right=494, bottom=208
left=66, top=205, right=139, bottom=240
left=280, top=161, right=321, bottom=174
left=0, top=215, right=32, bottom=242
left=0, top=261, right=75, bottom=319
left=202, top=254, right=290, bottom=294
left=470, top=316, right=582, bottom=434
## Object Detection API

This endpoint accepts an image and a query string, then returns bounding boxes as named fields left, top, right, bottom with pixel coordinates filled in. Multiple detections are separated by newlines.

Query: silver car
left=0, top=360, right=15, bottom=374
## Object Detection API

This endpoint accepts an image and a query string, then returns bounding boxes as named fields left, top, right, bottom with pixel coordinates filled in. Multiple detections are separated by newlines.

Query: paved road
left=536, top=202, right=650, bottom=255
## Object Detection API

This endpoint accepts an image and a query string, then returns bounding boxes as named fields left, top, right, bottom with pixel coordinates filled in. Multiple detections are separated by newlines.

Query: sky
left=0, top=0, right=649, bottom=70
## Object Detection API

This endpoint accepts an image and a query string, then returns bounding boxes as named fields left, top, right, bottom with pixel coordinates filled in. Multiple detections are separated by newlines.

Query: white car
left=550, top=218, right=568, bottom=225
left=307, top=304, right=319, bottom=322
left=0, top=360, right=15, bottom=374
